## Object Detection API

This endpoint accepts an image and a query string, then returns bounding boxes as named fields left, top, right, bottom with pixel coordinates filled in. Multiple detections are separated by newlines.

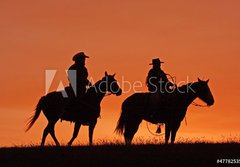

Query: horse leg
left=170, top=122, right=181, bottom=144
left=41, top=122, right=52, bottom=146
left=165, top=123, right=171, bottom=144
left=124, top=118, right=142, bottom=145
left=49, top=120, right=60, bottom=146
left=68, top=122, right=81, bottom=146
left=89, top=121, right=97, bottom=146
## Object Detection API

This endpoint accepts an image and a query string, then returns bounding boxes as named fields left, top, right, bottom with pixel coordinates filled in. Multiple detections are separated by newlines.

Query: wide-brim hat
left=149, top=58, right=164, bottom=65
left=72, top=52, right=89, bottom=61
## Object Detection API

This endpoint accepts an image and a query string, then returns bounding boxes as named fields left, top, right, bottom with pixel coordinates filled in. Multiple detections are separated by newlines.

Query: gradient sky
left=0, top=0, right=240, bottom=146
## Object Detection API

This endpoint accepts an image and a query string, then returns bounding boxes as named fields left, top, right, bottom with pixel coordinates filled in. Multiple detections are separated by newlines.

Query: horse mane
left=87, top=78, right=105, bottom=94
left=177, top=82, right=198, bottom=93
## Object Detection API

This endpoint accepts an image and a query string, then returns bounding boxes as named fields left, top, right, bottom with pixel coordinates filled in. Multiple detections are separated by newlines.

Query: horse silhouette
left=115, top=78, right=214, bottom=145
left=26, top=72, right=122, bottom=146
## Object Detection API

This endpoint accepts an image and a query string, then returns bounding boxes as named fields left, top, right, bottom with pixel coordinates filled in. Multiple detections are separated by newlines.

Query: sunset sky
left=0, top=0, right=240, bottom=146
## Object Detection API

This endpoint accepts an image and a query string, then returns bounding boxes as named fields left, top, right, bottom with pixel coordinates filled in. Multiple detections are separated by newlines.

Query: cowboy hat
left=149, top=58, right=164, bottom=65
left=72, top=52, right=89, bottom=61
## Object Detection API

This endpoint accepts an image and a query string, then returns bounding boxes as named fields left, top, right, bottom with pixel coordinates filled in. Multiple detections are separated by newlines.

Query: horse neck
left=90, top=80, right=106, bottom=103
left=178, top=82, right=198, bottom=108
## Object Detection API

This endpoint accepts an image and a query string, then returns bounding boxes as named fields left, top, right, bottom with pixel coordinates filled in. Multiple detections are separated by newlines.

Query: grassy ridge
left=0, top=143, right=240, bottom=167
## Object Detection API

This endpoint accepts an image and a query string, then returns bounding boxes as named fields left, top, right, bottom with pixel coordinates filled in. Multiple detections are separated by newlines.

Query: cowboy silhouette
left=66, top=52, right=92, bottom=99
left=146, top=58, right=174, bottom=94
left=146, top=58, right=175, bottom=132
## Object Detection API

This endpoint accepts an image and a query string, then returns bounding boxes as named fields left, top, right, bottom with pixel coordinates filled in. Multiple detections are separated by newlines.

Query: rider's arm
left=146, top=69, right=155, bottom=86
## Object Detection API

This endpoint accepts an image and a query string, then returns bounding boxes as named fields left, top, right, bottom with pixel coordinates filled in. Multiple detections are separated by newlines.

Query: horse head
left=102, top=71, right=122, bottom=96
left=195, top=78, right=214, bottom=106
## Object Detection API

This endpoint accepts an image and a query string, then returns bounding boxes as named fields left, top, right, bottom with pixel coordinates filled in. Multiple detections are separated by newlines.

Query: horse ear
left=105, top=71, right=108, bottom=76
left=198, top=78, right=201, bottom=82
left=113, top=73, right=116, bottom=77
left=206, top=79, right=209, bottom=83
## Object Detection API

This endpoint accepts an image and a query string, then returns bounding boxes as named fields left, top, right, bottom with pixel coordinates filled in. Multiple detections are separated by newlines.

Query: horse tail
left=25, top=96, right=46, bottom=132
left=115, top=101, right=128, bottom=135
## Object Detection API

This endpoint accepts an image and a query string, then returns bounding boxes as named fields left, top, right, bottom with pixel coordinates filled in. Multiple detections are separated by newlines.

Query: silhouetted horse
left=26, top=72, right=122, bottom=146
left=115, top=78, right=214, bottom=144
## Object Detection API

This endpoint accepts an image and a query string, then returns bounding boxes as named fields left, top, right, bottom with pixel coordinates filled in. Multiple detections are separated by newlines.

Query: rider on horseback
left=65, top=52, right=92, bottom=112
left=67, top=52, right=92, bottom=98
left=146, top=58, right=174, bottom=127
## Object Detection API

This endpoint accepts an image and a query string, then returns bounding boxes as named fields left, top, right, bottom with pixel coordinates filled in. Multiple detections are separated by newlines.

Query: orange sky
left=0, top=0, right=240, bottom=146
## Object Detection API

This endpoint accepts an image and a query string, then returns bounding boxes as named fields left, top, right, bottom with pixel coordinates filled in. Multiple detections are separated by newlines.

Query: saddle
left=145, top=93, right=172, bottom=109
left=60, top=87, right=96, bottom=124
left=143, top=92, right=173, bottom=122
